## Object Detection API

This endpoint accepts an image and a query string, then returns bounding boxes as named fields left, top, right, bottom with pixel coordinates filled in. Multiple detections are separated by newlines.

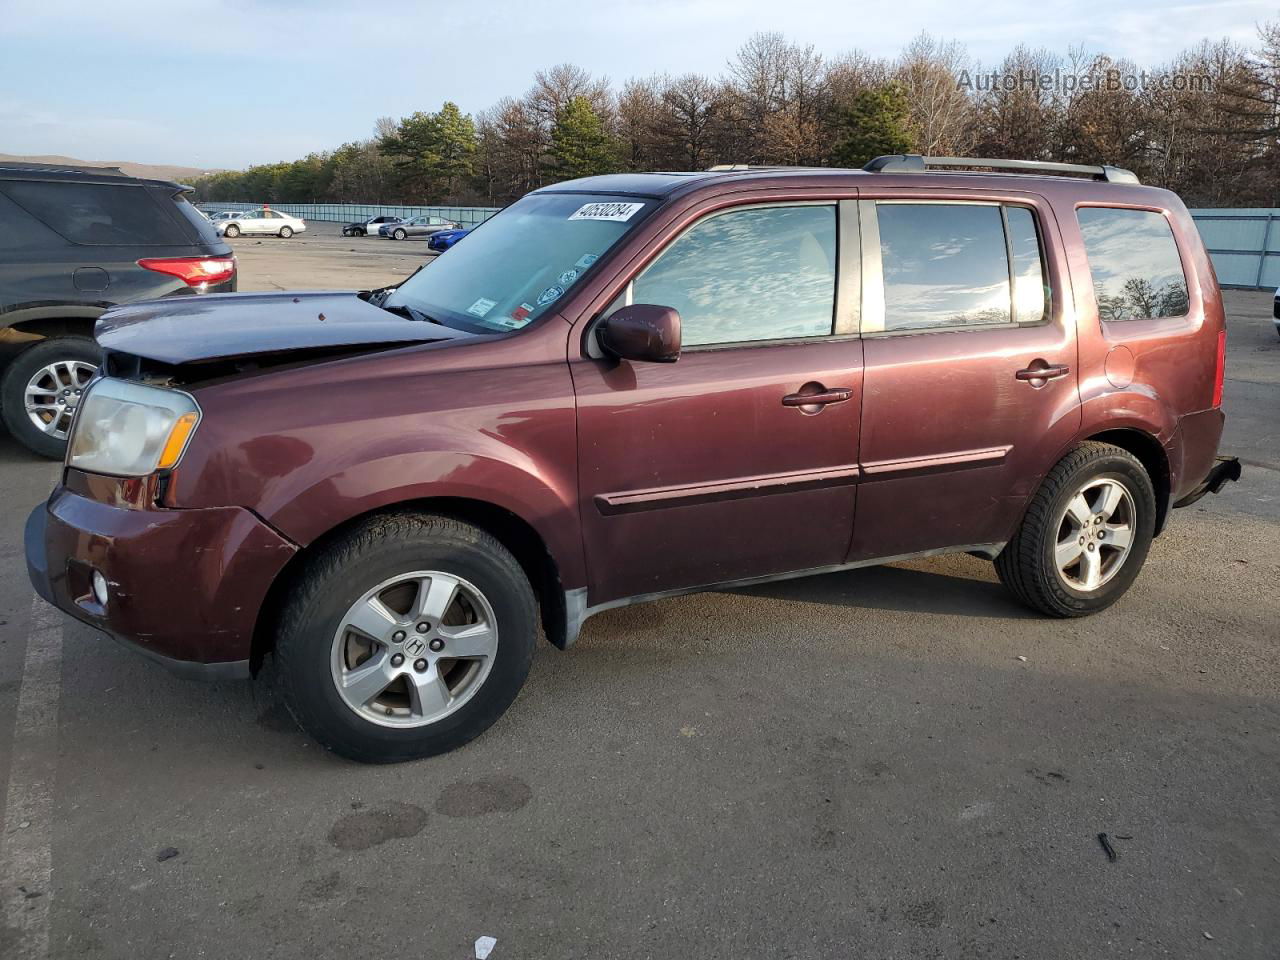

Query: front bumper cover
left=25, top=484, right=297, bottom=681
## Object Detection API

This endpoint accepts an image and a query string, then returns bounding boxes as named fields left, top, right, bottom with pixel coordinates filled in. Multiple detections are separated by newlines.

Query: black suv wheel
left=1, top=337, right=101, bottom=458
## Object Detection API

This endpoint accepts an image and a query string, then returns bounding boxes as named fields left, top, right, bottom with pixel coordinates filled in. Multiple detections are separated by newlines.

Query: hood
left=96, top=291, right=474, bottom=366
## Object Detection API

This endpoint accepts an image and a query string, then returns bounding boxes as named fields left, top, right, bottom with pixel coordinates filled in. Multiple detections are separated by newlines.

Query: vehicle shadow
left=723, top=557, right=1036, bottom=620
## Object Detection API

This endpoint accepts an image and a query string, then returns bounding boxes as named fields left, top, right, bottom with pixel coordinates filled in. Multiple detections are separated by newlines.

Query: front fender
left=266, top=449, right=584, bottom=587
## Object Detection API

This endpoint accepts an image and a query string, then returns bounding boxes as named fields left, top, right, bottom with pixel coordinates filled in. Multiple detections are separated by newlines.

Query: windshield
left=385, top=192, right=653, bottom=333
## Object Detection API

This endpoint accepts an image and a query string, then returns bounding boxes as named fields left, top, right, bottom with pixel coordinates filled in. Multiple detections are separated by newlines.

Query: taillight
left=137, top=255, right=236, bottom=289
left=1211, top=328, right=1226, bottom=408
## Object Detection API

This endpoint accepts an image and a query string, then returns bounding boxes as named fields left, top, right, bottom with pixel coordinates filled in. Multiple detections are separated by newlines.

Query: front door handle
left=782, top=387, right=853, bottom=408
left=1015, top=362, right=1070, bottom=383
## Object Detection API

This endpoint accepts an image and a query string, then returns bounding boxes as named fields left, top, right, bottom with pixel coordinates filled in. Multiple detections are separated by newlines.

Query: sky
left=0, top=0, right=1270, bottom=170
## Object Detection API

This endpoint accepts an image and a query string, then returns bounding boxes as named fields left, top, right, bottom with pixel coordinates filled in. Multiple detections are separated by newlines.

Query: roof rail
left=863, top=154, right=1140, bottom=185
left=0, top=161, right=130, bottom=178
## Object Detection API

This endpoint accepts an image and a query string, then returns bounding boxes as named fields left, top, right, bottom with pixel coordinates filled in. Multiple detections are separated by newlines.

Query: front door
left=572, top=200, right=864, bottom=605
left=849, top=192, right=1081, bottom=561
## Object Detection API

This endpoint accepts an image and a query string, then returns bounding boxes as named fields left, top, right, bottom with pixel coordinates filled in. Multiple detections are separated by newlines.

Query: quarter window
left=870, top=202, right=1047, bottom=333
left=618, top=204, right=837, bottom=347
left=1077, top=207, right=1189, bottom=321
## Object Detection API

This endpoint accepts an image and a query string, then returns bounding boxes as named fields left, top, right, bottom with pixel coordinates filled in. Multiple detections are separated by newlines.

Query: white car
left=216, top=209, right=307, bottom=239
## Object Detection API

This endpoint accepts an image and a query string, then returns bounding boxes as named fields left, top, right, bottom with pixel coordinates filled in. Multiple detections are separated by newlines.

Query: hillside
left=0, top=153, right=223, bottom=182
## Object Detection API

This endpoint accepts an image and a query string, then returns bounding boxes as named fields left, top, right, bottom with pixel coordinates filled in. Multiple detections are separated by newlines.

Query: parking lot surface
left=0, top=239, right=1277, bottom=959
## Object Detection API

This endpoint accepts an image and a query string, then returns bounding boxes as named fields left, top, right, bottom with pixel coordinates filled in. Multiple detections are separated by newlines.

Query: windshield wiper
left=382, top=302, right=440, bottom=325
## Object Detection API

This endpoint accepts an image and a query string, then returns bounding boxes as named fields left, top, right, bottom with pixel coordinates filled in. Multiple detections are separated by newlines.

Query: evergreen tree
left=831, top=84, right=913, bottom=168
left=548, top=96, right=619, bottom=180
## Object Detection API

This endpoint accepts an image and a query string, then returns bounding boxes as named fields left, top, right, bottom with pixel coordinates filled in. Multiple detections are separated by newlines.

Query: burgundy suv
left=26, top=156, right=1240, bottom=763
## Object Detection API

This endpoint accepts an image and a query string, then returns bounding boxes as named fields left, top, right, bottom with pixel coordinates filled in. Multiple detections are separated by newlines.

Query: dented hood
left=95, top=291, right=474, bottom=365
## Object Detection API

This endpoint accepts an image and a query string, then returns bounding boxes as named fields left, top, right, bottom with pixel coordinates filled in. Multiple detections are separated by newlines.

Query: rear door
left=850, top=190, right=1080, bottom=561
left=572, top=197, right=864, bottom=605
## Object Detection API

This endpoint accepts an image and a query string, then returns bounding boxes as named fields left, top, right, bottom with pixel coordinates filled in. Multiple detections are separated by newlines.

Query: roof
left=0, top=161, right=186, bottom=191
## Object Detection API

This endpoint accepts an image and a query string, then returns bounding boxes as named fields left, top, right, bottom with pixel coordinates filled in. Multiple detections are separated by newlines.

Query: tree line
left=191, top=26, right=1280, bottom=209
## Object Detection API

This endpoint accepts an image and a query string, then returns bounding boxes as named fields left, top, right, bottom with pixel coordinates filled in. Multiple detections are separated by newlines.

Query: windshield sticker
left=492, top=316, right=527, bottom=329
left=536, top=285, right=564, bottom=307
left=557, top=268, right=578, bottom=286
left=511, top=303, right=534, bottom=322
left=466, top=297, right=497, bottom=318
left=568, top=201, right=645, bottom=222
left=575, top=253, right=599, bottom=269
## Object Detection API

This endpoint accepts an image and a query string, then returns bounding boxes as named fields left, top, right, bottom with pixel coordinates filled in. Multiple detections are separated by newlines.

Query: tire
left=279, top=226, right=293, bottom=239
left=995, top=441, right=1156, bottom=617
left=1, top=336, right=101, bottom=459
left=275, top=513, right=537, bottom=763
left=353, top=228, right=365, bottom=237
left=224, top=224, right=240, bottom=238
left=393, top=228, right=407, bottom=241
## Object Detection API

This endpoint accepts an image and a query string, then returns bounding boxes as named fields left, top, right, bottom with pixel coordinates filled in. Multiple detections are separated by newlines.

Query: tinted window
left=0, top=181, right=187, bottom=245
left=171, top=195, right=220, bottom=245
left=0, top=191, right=65, bottom=250
left=624, top=204, right=836, bottom=347
left=876, top=203, right=1012, bottom=331
left=1077, top=207, right=1189, bottom=321
left=1007, top=206, right=1048, bottom=324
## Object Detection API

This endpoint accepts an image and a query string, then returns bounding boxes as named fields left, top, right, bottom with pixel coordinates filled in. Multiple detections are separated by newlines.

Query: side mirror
left=598, top=304, right=682, bottom=363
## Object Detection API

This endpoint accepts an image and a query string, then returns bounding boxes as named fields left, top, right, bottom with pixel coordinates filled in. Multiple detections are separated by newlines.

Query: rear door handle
left=782, top=387, right=853, bottom=407
left=1015, top=363, right=1070, bottom=382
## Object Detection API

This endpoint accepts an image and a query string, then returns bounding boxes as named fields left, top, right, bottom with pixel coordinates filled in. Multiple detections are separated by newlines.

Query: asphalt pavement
left=0, top=246, right=1276, bottom=959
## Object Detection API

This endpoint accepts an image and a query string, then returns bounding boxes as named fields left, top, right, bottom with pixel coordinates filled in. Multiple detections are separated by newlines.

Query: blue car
left=427, top=227, right=471, bottom=252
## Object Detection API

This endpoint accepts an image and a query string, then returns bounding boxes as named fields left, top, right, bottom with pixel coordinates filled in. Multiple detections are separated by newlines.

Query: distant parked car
left=380, top=215, right=459, bottom=240
left=427, top=227, right=470, bottom=252
left=1272, top=286, right=1280, bottom=338
left=343, top=216, right=403, bottom=237
left=208, top=210, right=240, bottom=222
left=216, top=209, right=306, bottom=238
left=0, top=161, right=235, bottom=457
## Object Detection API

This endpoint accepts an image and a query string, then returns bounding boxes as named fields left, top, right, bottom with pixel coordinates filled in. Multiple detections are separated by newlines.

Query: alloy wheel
left=24, top=359, right=96, bottom=440
left=330, top=571, right=499, bottom=728
left=1053, top=477, right=1136, bottom=591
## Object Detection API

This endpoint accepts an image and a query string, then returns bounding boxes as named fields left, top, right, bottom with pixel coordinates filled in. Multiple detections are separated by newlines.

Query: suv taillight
left=137, top=255, right=236, bottom=288
left=1212, top=328, right=1226, bottom=408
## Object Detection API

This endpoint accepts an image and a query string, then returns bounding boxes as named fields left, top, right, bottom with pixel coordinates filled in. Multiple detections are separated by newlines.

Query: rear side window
left=869, top=202, right=1047, bottom=333
left=1077, top=207, right=1189, bottom=321
left=622, top=204, right=837, bottom=347
left=171, top=195, right=221, bottom=245
left=0, top=181, right=188, bottom=246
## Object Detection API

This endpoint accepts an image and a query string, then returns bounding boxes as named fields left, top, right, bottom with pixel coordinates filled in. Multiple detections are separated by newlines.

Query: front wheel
left=275, top=513, right=537, bottom=763
left=1, top=336, right=100, bottom=458
left=393, top=228, right=407, bottom=240
left=279, top=226, right=293, bottom=238
left=995, top=442, right=1156, bottom=617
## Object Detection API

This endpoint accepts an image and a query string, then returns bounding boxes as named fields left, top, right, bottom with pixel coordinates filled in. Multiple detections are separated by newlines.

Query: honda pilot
left=26, top=156, right=1240, bottom=763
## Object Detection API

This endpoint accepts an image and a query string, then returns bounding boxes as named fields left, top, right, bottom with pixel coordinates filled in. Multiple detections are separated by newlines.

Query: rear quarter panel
left=1052, top=184, right=1224, bottom=498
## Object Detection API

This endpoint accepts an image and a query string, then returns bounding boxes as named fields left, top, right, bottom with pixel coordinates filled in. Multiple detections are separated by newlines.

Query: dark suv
left=27, top=156, right=1239, bottom=763
left=0, top=162, right=235, bottom=457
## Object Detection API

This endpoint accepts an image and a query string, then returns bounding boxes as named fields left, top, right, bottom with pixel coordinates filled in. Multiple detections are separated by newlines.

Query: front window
left=386, top=192, right=653, bottom=333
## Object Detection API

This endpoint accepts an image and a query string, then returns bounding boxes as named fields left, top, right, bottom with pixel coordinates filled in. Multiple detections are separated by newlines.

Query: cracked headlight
left=67, top=378, right=201, bottom=476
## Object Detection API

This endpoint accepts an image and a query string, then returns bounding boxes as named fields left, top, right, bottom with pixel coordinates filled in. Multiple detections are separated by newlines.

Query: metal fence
left=1190, top=209, right=1280, bottom=290
left=197, top=201, right=501, bottom=228
left=197, top=202, right=1276, bottom=290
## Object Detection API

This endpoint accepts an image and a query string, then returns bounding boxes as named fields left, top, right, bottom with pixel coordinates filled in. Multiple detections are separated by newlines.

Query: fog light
left=91, top=570, right=109, bottom=607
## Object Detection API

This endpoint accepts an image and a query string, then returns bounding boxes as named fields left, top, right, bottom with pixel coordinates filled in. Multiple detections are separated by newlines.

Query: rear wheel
left=995, top=442, right=1155, bottom=617
left=224, top=224, right=240, bottom=238
left=1, top=336, right=100, bottom=458
left=393, top=228, right=407, bottom=240
left=275, top=513, right=537, bottom=763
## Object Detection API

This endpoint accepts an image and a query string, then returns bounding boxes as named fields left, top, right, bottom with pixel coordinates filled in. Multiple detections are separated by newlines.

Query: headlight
left=67, top=378, right=201, bottom=476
